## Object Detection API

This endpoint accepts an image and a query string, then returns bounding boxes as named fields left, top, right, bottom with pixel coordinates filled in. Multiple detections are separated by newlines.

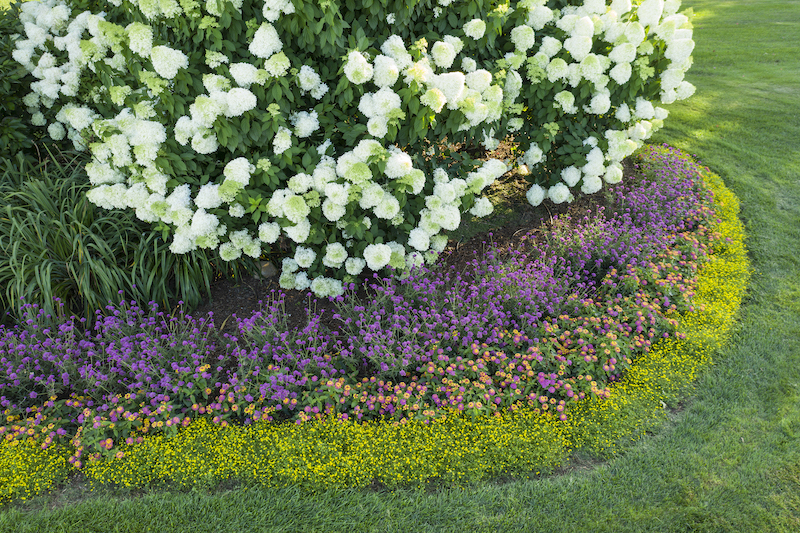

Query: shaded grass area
left=1, top=0, right=799, bottom=531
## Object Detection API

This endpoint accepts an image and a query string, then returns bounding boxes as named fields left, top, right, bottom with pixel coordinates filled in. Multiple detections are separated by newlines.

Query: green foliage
left=0, top=151, right=254, bottom=325
left=0, top=2, right=40, bottom=164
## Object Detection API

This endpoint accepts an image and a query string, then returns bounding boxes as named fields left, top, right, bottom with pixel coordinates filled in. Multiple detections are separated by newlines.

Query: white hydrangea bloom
left=548, top=183, right=571, bottom=204
left=294, top=246, right=316, bottom=268
left=421, top=88, right=447, bottom=113
left=282, top=257, right=300, bottom=274
left=249, top=22, right=282, bottom=59
left=59, top=105, right=96, bottom=131
left=273, top=126, right=292, bottom=155
left=324, top=182, right=350, bottom=205
left=511, top=25, right=536, bottom=53
left=528, top=6, right=554, bottom=30
left=323, top=242, right=348, bottom=268
left=287, top=173, right=313, bottom=194
left=310, top=83, right=329, bottom=99
left=190, top=95, right=224, bottom=128
left=605, top=129, right=638, bottom=161
left=431, top=41, right=457, bottom=69
left=463, top=19, right=486, bottom=40
left=230, top=63, right=258, bottom=87
left=582, top=147, right=605, bottom=177
left=465, top=69, right=493, bottom=93
left=174, top=116, right=198, bottom=145
left=284, top=218, right=310, bottom=243
left=431, top=72, right=466, bottom=110
left=563, top=36, right=593, bottom=62
left=385, top=151, right=413, bottom=178
left=675, top=80, right=696, bottom=100
left=264, top=52, right=290, bottom=77
left=604, top=162, right=624, bottom=184
left=320, top=199, right=344, bottom=221
left=150, top=46, right=188, bottom=79
left=610, top=0, right=632, bottom=15
left=461, top=57, right=477, bottom=72
left=86, top=184, right=128, bottom=210
left=526, top=184, right=545, bottom=206
left=192, top=130, right=219, bottom=154
left=581, top=175, right=603, bottom=195
left=586, top=91, right=611, bottom=114
left=433, top=182, right=456, bottom=203
left=381, top=35, right=413, bottom=70
left=345, top=257, right=366, bottom=276
left=310, top=276, right=343, bottom=298
left=364, top=116, right=386, bottom=138
left=572, top=16, right=596, bottom=38
left=344, top=51, right=373, bottom=84
left=31, top=111, right=46, bottom=126
left=359, top=183, right=385, bottom=210
left=258, top=221, right=281, bottom=243
left=372, top=87, right=401, bottom=115
left=609, top=63, right=632, bottom=84
left=407, top=228, right=430, bottom=251
left=219, top=159, right=252, bottom=187
left=225, top=88, right=257, bottom=117
left=86, top=161, right=124, bottom=185
left=469, top=197, right=494, bottom=218
left=282, top=194, right=310, bottom=224
left=278, top=271, right=296, bottom=289
left=665, top=38, right=695, bottom=65
left=297, top=64, right=322, bottom=91
left=404, top=58, right=435, bottom=85
left=521, top=144, right=544, bottom=168
left=625, top=22, right=646, bottom=48
left=290, top=110, right=320, bottom=138
left=290, top=272, right=309, bottom=291
left=262, top=0, right=294, bottom=21
left=219, top=241, right=242, bottom=261
left=363, top=243, right=392, bottom=271
left=127, top=22, right=153, bottom=57
left=554, top=90, right=577, bottom=114
left=546, top=58, right=569, bottom=82
left=638, top=0, right=665, bottom=28
left=48, top=122, right=66, bottom=140
left=194, top=183, right=223, bottom=209
left=561, top=166, right=582, bottom=187
left=374, top=195, right=400, bottom=220
left=373, top=55, right=399, bottom=87
left=189, top=208, right=220, bottom=239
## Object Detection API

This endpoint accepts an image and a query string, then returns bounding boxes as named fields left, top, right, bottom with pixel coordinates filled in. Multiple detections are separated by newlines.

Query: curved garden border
left=0, top=150, right=749, bottom=502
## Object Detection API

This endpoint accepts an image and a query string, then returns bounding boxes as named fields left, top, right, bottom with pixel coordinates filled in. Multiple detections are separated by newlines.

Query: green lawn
left=2, top=0, right=800, bottom=531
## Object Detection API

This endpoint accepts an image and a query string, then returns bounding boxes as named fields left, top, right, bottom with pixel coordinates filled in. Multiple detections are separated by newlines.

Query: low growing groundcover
left=0, top=144, right=748, bottom=503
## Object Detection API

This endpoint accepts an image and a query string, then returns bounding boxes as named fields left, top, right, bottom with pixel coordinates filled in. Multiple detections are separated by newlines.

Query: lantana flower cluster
left=12, top=0, right=695, bottom=297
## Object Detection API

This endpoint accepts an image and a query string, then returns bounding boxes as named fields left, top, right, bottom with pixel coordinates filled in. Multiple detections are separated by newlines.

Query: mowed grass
left=1, top=0, right=800, bottom=531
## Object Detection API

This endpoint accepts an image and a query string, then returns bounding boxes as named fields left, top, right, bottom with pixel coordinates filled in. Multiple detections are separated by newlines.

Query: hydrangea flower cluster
left=12, top=0, right=695, bottom=298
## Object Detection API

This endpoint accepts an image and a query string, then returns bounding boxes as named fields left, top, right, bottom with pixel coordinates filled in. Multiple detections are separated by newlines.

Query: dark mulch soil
left=189, top=155, right=638, bottom=336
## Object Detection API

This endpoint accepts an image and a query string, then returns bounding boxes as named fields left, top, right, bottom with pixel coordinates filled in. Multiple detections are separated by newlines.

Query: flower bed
left=0, top=145, right=749, bottom=502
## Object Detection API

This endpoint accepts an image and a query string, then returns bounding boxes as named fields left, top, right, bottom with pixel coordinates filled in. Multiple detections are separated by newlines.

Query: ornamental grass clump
left=11, top=0, right=696, bottom=296
left=0, top=152, right=250, bottom=324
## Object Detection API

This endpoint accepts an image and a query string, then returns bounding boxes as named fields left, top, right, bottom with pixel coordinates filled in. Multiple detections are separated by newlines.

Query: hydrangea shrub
left=12, top=0, right=695, bottom=296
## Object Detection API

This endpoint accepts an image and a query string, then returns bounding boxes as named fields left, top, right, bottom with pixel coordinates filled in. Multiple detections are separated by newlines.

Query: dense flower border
left=0, top=147, right=749, bottom=502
